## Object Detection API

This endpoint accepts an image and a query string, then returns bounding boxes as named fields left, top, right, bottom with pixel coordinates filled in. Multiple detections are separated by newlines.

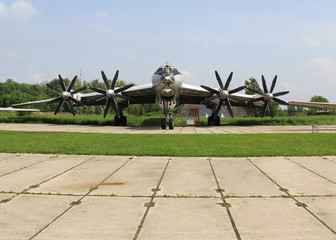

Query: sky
left=1, top=0, right=336, bottom=103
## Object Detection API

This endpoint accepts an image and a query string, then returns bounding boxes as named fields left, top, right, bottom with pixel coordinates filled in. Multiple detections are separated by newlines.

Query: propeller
left=201, top=71, right=246, bottom=117
left=247, top=75, right=289, bottom=118
left=46, top=75, right=87, bottom=116
left=88, top=70, right=134, bottom=118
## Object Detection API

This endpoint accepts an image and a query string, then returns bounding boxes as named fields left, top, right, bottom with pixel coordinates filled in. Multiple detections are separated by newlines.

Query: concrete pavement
left=0, top=153, right=335, bottom=239
left=0, top=122, right=336, bottom=134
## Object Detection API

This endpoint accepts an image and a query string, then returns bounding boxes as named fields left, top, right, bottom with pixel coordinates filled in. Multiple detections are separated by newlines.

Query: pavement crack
left=0, top=155, right=55, bottom=178
left=208, top=157, right=242, bottom=240
left=285, top=157, right=336, bottom=184
left=133, top=157, right=171, bottom=240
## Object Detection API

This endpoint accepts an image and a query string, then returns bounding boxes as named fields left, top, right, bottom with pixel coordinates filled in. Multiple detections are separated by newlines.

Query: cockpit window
left=154, top=66, right=181, bottom=75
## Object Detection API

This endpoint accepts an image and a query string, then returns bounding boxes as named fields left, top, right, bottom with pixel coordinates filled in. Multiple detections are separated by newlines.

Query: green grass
left=1, top=112, right=336, bottom=126
left=0, top=131, right=335, bottom=157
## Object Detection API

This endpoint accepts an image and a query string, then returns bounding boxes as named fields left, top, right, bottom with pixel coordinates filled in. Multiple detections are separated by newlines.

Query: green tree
left=244, top=77, right=263, bottom=117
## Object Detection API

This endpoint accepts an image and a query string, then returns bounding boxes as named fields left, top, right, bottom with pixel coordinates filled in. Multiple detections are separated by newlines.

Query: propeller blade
left=273, top=97, right=288, bottom=105
left=224, top=99, right=234, bottom=118
left=67, top=75, right=78, bottom=91
left=269, top=102, right=274, bottom=118
left=58, top=74, right=67, bottom=91
left=115, top=94, right=134, bottom=101
left=72, top=86, right=88, bottom=94
left=47, top=96, right=62, bottom=104
left=46, top=84, right=62, bottom=94
left=111, top=70, right=119, bottom=90
left=66, top=101, right=76, bottom=116
left=261, top=101, right=269, bottom=117
left=200, top=85, right=220, bottom=95
left=261, top=75, right=268, bottom=93
left=103, top=99, right=111, bottom=118
left=114, top=84, right=134, bottom=93
left=110, top=98, right=120, bottom=117
left=54, top=99, right=64, bottom=115
left=69, top=96, right=85, bottom=106
left=247, top=87, right=264, bottom=96
left=229, top=85, right=246, bottom=94
left=101, top=70, right=110, bottom=89
left=273, top=91, right=289, bottom=97
left=215, top=71, right=224, bottom=90
left=214, top=99, right=224, bottom=116
left=269, top=75, right=277, bottom=93
left=89, top=87, right=106, bottom=95
left=224, top=72, right=233, bottom=90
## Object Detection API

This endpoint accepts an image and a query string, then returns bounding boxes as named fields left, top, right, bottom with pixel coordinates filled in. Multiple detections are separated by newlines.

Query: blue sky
left=1, top=0, right=336, bottom=102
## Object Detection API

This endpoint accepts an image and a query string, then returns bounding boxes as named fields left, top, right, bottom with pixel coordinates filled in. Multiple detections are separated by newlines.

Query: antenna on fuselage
left=166, top=60, right=169, bottom=66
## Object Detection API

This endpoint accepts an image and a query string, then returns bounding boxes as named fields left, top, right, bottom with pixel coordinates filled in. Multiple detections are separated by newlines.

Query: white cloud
left=304, top=57, right=336, bottom=82
left=0, top=0, right=37, bottom=21
left=96, top=12, right=109, bottom=18
left=10, top=0, right=37, bottom=21
left=180, top=70, right=200, bottom=82
left=0, top=2, right=8, bottom=18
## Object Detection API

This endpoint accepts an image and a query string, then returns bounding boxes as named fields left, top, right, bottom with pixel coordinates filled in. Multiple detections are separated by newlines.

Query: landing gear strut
left=160, top=98, right=175, bottom=130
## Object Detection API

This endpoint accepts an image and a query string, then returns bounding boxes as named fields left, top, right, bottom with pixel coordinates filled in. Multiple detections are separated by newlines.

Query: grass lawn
left=0, top=131, right=335, bottom=157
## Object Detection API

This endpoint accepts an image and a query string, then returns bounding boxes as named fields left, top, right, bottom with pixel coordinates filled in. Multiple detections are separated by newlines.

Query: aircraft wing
left=288, top=101, right=336, bottom=109
left=12, top=98, right=57, bottom=107
left=179, top=83, right=212, bottom=104
left=122, top=83, right=156, bottom=104
left=0, top=107, right=47, bottom=112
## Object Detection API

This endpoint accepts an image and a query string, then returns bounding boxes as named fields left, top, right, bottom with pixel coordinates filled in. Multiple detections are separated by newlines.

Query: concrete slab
left=34, top=197, right=148, bottom=240
left=288, top=156, right=336, bottom=183
left=211, top=158, right=283, bottom=196
left=297, top=197, right=336, bottom=231
left=178, top=126, right=197, bottom=134
left=251, top=157, right=336, bottom=195
left=159, top=157, right=218, bottom=197
left=0, top=194, right=78, bottom=240
left=1, top=122, right=336, bottom=134
left=30, top=156, right=130, bottom=195
left=139, top=198, right=237, bottom=240
left=229, top=198, right=336, bottom=239
left=0, top=154, right=53, bottom=176
left=0, top=153, right=19, bottom=161
left=0, top=155, right=89, bottom=192
left=92, top=157, right=168, bottom=196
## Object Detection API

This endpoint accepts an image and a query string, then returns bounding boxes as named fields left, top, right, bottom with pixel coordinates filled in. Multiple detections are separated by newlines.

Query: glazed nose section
left=161, top=74, right=175, bottom=87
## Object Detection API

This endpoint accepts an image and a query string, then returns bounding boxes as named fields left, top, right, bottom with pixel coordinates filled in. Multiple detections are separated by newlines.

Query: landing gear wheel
left=161, top=118, right=167, bottom=130
left=169, top=118, right=174, bottom=130
left=114, top=116, right=120, bottom=126
left=215, top=116, right=220, bottom=126
left=208, top=116, right=215, bottom=126
left=120, top=116, right=127, bottom=126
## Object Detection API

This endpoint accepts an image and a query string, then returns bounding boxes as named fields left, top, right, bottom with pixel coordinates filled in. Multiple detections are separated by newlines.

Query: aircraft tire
left=114, top=116, right=120, bottom=126
left=169, top=118, right=174, bottom=130
left=215, top=116, right=220, bottom=126
left=161, top=118, right=167, bottom=129
left=120, top=116, right=127, bottom=126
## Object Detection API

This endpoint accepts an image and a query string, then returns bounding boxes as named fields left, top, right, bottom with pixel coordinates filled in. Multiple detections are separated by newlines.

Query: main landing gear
left=207, top=115, right=220, bottom=126
left=161, top=117, right=174, bottom=130
left=114, top=115, right=127, bottom=126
